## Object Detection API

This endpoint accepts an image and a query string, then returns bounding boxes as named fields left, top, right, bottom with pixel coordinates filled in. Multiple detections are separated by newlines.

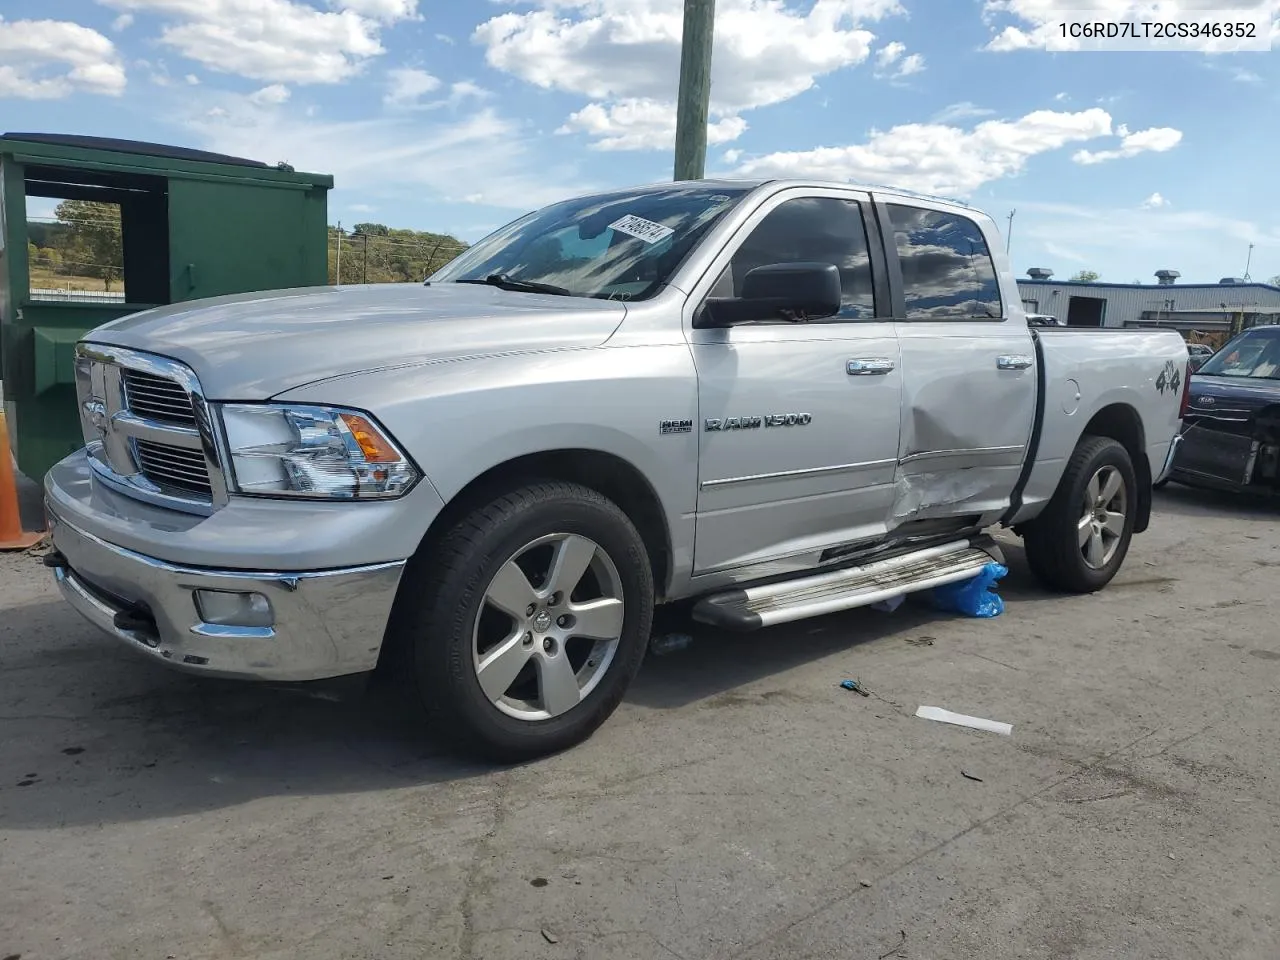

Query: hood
left=1188, top=373, right=1280, bottom=418
left=85, top=282, right=628, bottom=398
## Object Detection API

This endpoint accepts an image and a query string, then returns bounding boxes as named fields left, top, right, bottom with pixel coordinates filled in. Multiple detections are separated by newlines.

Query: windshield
left=1196, top=330, right=1280, bottom=379
left=430, top=184, right=750, bottom=301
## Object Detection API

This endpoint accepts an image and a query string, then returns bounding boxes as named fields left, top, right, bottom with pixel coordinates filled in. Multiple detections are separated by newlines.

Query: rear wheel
left=1022, top=436, right=1137, bottom=593
left=388, top=481, right=654, bottom=761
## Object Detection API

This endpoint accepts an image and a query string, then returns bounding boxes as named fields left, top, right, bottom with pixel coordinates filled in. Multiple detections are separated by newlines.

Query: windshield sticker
left=609, top=214, right=675, bottom=245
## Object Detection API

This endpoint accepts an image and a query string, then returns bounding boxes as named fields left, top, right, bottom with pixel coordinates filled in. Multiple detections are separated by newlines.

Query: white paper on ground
left=915, top=705, right=1012, bottom=736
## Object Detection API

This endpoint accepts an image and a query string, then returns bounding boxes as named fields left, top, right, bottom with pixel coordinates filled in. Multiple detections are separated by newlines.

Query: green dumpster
left=0, top=133, right=333, bottom=481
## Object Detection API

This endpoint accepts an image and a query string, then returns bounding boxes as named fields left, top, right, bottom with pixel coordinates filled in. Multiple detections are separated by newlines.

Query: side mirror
left=698, top=261, right=842, bottom=327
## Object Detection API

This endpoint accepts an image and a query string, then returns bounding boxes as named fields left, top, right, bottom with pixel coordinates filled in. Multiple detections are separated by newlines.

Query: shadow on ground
left=1154, top=481, right=1280, bottom=520
left=629, top=540, right=1054, bottom=707
left=2, top=516, right=1057, bottom=830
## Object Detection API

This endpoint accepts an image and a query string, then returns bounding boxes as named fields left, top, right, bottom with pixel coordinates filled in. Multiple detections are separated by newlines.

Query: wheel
left=1021, top=436, right=1137, bottom=594
left=389, top=481, right=654, bottom=761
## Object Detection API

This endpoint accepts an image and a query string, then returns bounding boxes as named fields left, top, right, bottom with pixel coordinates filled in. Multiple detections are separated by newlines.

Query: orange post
left=0, top=408, right=43, bottom=550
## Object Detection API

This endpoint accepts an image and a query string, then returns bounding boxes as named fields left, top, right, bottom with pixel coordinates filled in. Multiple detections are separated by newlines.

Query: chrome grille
left=133, top=439, right=214, bottom=497
left=122, top=369, right=198, bottom=427
left=75, top=343, right=226, bottom=515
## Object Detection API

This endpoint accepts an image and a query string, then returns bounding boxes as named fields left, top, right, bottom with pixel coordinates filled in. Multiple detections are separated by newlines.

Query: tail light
left=1179, top=361, right=1192, bottom=419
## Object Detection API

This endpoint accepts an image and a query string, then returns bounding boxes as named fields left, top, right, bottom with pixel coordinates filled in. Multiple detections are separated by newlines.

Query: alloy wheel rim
left=1078, top=465, right=1128, bottom=570
left=471, top=533, right=625, bottom=721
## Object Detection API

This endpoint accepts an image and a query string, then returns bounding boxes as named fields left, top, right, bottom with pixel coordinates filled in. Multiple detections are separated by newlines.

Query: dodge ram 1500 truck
left=43, top=179, right=1190, bottom=759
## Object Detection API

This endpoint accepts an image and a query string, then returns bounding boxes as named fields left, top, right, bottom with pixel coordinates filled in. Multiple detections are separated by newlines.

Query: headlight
left=218, top=404, right=420, bottom=499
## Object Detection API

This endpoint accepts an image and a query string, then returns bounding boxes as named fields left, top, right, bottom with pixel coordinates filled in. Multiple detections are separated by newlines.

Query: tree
left=1069, top=269, right=1100, bottom=282
left=1269, top=274, right=1280, bottom=287
left=328, top=222, right=468, bottom=284
left=53, top=199, right=123, bottom=291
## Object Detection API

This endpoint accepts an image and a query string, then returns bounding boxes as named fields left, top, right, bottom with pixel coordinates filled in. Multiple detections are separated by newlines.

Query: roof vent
left=1026, top=267, right=1053, bottom=280
left=1155, top=269, right=1180, bottom=286
left=1219, top=277, right=1246, bottom=285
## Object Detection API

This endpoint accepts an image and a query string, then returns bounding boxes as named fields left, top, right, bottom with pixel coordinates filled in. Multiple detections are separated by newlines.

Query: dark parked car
left=1165, top=326, right=1280, bottom=494
left=1187, top=342, right=1214, bottom=371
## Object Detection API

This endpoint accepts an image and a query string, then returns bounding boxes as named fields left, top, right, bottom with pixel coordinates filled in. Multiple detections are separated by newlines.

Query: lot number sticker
left=609, top=214, right=674, bottom=245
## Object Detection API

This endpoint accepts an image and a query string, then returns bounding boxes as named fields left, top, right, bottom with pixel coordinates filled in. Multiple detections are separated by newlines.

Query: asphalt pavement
left=1, top=485, right=1277, bottom=960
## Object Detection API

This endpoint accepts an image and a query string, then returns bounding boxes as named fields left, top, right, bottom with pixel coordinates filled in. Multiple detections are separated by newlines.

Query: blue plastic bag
left=929, top=562, right=1008, bottom=618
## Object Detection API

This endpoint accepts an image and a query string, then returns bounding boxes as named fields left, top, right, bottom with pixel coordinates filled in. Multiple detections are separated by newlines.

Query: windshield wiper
left=457, top=274, right=571, bottom=296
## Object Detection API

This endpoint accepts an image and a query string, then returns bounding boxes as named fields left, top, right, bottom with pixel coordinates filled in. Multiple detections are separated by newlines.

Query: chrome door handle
left=847, top=358, right=895, bottom=376
left=997, top=355, right=1034, bottom=370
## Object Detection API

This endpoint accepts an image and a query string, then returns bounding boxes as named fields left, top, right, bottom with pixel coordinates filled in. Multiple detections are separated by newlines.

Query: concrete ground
left=1, top=483, right=1278, bottom=960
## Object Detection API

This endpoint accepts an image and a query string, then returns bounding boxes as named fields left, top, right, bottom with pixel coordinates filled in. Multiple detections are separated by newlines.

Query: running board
left=691, top=538, right=1003, bottom=632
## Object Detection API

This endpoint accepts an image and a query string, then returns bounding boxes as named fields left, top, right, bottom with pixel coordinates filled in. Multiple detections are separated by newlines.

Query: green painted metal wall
left=0, top=136, right=332, bottom=481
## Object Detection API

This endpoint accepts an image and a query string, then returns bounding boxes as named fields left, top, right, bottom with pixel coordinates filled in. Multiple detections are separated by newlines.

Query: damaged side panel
left=891, top=329, right=1036, bottom=525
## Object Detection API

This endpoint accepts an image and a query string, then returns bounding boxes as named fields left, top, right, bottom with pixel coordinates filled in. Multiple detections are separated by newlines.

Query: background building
left=1016, top=269, right=1280, bottom=345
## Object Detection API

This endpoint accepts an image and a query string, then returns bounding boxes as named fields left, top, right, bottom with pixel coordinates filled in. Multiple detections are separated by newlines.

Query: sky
left=3, top=0, right=1278, bottom=285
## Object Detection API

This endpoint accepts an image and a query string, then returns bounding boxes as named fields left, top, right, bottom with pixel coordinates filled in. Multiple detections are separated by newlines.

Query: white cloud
left=558, top=98, right=748, bottom=151
left=186, top=97, right=596, bottom=211
left=1053, top=91, right=1068, bottom=101
left=1204, top=61, right=1263, bottom=83
left=1141, top=191, right=1169, bottom=208
left=185, top=72, right=200, bottom=84
left=1072, top=125, right=1182, bottom=164
left=383, top=72, right=488, bottom=111
left=874, top=40, right=924, bottom=79
left=0, top=17, right=126, bottom=99
left=722, top=148, right=742, bottom=164
left=895, top=53, right=925, bottom=76
left=984, top=0, right=1280, bottom=51
left=1043, top=240, right=1089, bottom=264
left=730, top=108, right=1118, bottom=196
left=112, top=13, right=134, bottom=30
left=337, top=0, right=419, bottom=22
left=95, top=0, right=417, bottom=84
left=444, top=80, right=490, bottom=105
left=384, top=66, right=439, bottom=106
left=435, top=33, right=455, bottom=45
left=875, top=40, right=905, bottom=67
left=1017, top=199, right=1280, bottom=281
left=248, top=82, right=290, bottom=105
left=932, top=102, right=996, bottom=123
left=474, top=0, right=904, bottom=150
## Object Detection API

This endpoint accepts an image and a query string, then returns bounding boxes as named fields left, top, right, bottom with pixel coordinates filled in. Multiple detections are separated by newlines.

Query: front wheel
left=389, top=481, right=654, bottom=761
left=1022, top=436, right=1138, bottom=593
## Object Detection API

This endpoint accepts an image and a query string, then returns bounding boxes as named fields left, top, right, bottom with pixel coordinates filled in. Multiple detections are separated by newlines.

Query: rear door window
left=886, top=204, right=1003, bottom=320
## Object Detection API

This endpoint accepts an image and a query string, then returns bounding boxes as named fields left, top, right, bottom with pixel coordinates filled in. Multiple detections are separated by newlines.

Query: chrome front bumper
left=47, top=506, right=405, bottom=682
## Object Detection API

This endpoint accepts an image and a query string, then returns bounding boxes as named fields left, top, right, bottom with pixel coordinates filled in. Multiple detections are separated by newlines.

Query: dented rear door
left=878, top=199, right=1037, bottom=527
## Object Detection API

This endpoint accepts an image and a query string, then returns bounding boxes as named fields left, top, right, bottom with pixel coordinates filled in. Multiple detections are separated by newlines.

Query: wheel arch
left=1080, top=402, right=1150, bottom=532
left=416, top=448, right=673, bottom=600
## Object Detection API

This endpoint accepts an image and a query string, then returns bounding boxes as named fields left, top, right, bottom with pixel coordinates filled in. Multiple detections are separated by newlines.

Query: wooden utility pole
left=673, top=0, right=716, bottom=181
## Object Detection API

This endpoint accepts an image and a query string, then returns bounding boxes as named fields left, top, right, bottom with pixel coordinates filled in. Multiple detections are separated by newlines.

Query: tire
left=1021, top=436, right=1138, bottom=594
left=387, top=481, right=654, bottom=762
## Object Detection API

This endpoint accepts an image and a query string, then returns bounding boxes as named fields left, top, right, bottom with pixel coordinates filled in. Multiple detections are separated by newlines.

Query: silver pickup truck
left=44, top=179, right=1189, bottom=759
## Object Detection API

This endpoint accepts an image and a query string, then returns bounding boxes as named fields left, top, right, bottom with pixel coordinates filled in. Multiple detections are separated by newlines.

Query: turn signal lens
left=339, top=413, right=401, bottom=463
